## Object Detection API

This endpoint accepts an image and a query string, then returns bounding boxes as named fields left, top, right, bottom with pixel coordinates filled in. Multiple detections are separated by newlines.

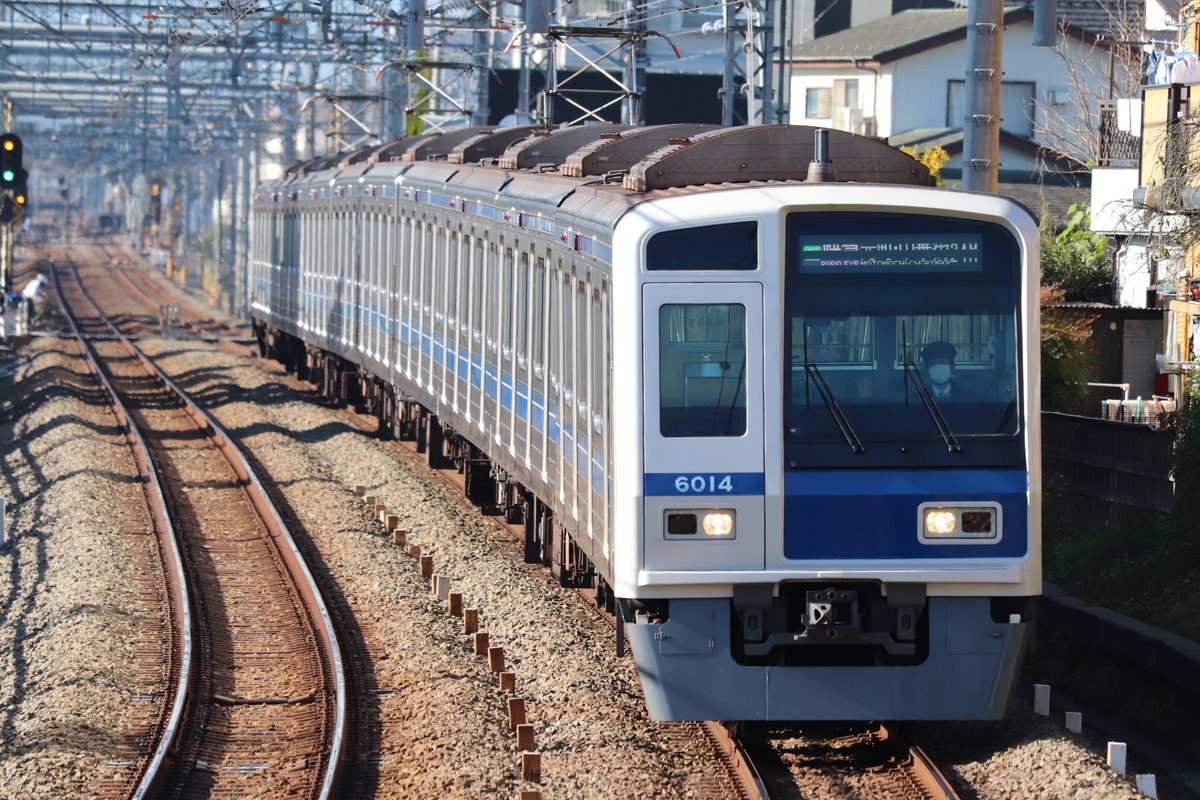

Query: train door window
left=532, top=256, right=546, bottom=378
left=562, top=272, right=574, bottom=408
left=434, top=225, right=447, bottom=338
left=447, top=232, right=459, bottom=328
left=473, top=240, right=485, bottom=343
left=658, top=304, right=748, bottom=437
left=502, top=247, right=515, bottom=360
left=517, top=250, right=530, bottom=369
left=482, top=244, right=496, bottom=352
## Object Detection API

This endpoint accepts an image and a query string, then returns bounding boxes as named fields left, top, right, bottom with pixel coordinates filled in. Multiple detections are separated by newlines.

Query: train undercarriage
left=254, top=323, right=620, bottom=624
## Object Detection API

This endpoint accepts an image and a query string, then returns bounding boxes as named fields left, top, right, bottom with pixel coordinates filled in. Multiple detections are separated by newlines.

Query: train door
left=641, top=283, right=766, bottom=572
left=529, top=255, right=549, bottom=477
left=515, top=249, right=531, bottom=467
left=498, top=246, right=517, bottom=450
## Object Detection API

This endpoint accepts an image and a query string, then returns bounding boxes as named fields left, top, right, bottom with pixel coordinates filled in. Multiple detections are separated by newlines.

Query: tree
left=1037, top=5, right=1147, bottom=165
left=1040, top=203, right=1113, bottom=303
left=1041, top=283, right=1097, bottom=412
left=899, top=144, right=950, bottom=187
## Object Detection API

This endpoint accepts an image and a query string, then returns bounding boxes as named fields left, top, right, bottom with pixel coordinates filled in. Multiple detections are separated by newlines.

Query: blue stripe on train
left=784, top=469, right=1028, bottom=560
left=645, top=472, right=766, bottom=497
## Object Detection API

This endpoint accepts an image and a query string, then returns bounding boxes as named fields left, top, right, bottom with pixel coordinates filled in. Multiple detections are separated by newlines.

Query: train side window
left=562, top=272, right=574, bottom=407
left=517, top=250, right=530, bottom=367
left=502, top=248, right=514, bottom=359
left=472, top=240, right=484, bottom=342
left=659, top=304, right=748, bottom=437
left=532, top=256, right=546, bottom=376
left=646, top=221, right=758, bottom=271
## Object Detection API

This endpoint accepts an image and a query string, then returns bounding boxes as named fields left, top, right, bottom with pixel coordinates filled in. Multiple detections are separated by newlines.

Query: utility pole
left=962, top=0, right=1003, bottom=193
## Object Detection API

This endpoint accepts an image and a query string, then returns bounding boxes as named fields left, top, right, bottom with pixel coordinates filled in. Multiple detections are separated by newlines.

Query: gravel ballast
left=0, top=280, right=1183, bottom=799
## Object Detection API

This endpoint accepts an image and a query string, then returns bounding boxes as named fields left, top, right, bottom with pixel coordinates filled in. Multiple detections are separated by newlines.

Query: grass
left=1040, top=482, right=1200, bottom=642
left=1027, top=481, right=1200, bottom=761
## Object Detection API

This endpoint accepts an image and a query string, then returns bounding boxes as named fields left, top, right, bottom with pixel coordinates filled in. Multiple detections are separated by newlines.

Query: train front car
left=615, top=182, right=1040, bottom=722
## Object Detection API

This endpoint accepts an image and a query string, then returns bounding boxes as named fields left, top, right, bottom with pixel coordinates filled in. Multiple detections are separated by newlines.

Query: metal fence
left=1097, top=99, right=1142, bottom=167
left=1042, top=412, right=1175, bottom=521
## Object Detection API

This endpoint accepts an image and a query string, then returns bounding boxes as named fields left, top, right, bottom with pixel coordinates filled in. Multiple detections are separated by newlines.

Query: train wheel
left=426, top=417, right=454, bottom=470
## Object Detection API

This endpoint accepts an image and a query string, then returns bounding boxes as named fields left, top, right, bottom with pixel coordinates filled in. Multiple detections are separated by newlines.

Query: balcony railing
left=1098, top=99, right=1141, bottom=167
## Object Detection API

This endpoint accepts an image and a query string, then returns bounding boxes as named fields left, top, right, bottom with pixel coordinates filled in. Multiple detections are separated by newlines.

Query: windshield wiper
left=903, top=360, right=962, bottom=453
left=804, top=363, right=865, bottom=454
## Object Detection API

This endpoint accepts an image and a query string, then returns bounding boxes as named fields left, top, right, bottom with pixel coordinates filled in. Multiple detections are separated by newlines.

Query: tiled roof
left=785, top=3, right=1133, bottom=63
left=995, top=180, right=1090, bottom=221
left=786, top=8, right=970, bottom=62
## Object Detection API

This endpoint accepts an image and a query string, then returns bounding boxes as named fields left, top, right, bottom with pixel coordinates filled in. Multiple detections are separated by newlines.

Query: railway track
left=49, top=250, right=347, bottom=799
left=348, top=405, right=964, bottom=800
left=47, top=242, right=965, bottom=799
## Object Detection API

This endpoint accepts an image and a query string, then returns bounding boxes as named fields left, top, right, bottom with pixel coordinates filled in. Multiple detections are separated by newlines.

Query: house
left=782, top=7, right=1123, bottom=177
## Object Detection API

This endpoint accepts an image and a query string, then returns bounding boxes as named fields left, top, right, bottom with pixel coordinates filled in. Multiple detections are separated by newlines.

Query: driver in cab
left=921, top=340, right=972, bottom=401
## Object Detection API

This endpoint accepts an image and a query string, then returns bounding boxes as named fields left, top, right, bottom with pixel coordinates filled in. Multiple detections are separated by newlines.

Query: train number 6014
left=674, top=475, right=734, bottom=494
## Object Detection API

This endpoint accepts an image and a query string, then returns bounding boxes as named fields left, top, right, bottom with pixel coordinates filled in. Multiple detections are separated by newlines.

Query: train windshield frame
left=783, top=211, right=1025, bottom=470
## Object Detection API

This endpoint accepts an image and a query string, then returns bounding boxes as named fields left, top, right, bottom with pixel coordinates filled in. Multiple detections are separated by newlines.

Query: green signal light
left=1, top=170, right=12, bottom=183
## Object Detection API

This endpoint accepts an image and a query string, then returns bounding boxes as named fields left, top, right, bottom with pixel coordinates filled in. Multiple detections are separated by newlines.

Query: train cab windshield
left=784, top=211, right=1025, bottom=469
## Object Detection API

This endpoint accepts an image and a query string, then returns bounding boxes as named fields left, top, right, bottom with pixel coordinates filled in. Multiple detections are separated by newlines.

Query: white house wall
left=790, top=65, right=888, bottom=135
left=788, top=19, right=1114, bottom=164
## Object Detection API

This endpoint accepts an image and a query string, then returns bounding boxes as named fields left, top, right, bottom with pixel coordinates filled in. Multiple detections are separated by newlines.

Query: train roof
left=261, top=125, right=943, bottom=232
left=283, top=123, right=933, bottom=194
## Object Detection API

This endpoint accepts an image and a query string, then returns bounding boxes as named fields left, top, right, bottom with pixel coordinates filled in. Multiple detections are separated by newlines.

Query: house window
left=806, top=87, right=831, bottom=118
left=835, top=78, right=858, bottom=110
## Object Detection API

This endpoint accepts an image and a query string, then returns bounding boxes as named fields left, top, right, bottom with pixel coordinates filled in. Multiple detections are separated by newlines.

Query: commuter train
left=250, top=123, right=1041, bottom=721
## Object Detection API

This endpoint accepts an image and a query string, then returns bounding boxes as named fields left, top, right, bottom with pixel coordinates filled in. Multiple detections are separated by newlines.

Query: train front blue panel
left=784, top=470, right=1028, bottom=560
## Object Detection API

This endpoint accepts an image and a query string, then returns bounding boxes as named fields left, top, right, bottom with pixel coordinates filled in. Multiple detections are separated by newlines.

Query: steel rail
left=337, top=401, right=770, bottom=800
left=909, top=745, right=964, bottom=800
left=43, top=262, right=194, bottom=800
left=53, top=253, right=348, bottom=800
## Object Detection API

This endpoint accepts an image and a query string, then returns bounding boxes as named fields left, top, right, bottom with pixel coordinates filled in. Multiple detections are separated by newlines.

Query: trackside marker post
left=1136, top=774, right=1158, bottom=798
left=1034, top=684, right=1050, bottom=715
left=522, top=752, right=541, bottom=782
left=508, top=697, right=526, bottom=728
left=516, top=724, right=535, bottom=750
left=1108, top=742, right=1127, bottom=775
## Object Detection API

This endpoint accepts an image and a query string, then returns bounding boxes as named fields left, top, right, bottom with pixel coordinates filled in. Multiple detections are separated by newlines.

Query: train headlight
left=702, top=511, right=735, bottom=537
left=925, top=510, right=957, bottom=535
left=918, top=503, right=1001, bottom=544
left=665, top=510, right=736, bottom=539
